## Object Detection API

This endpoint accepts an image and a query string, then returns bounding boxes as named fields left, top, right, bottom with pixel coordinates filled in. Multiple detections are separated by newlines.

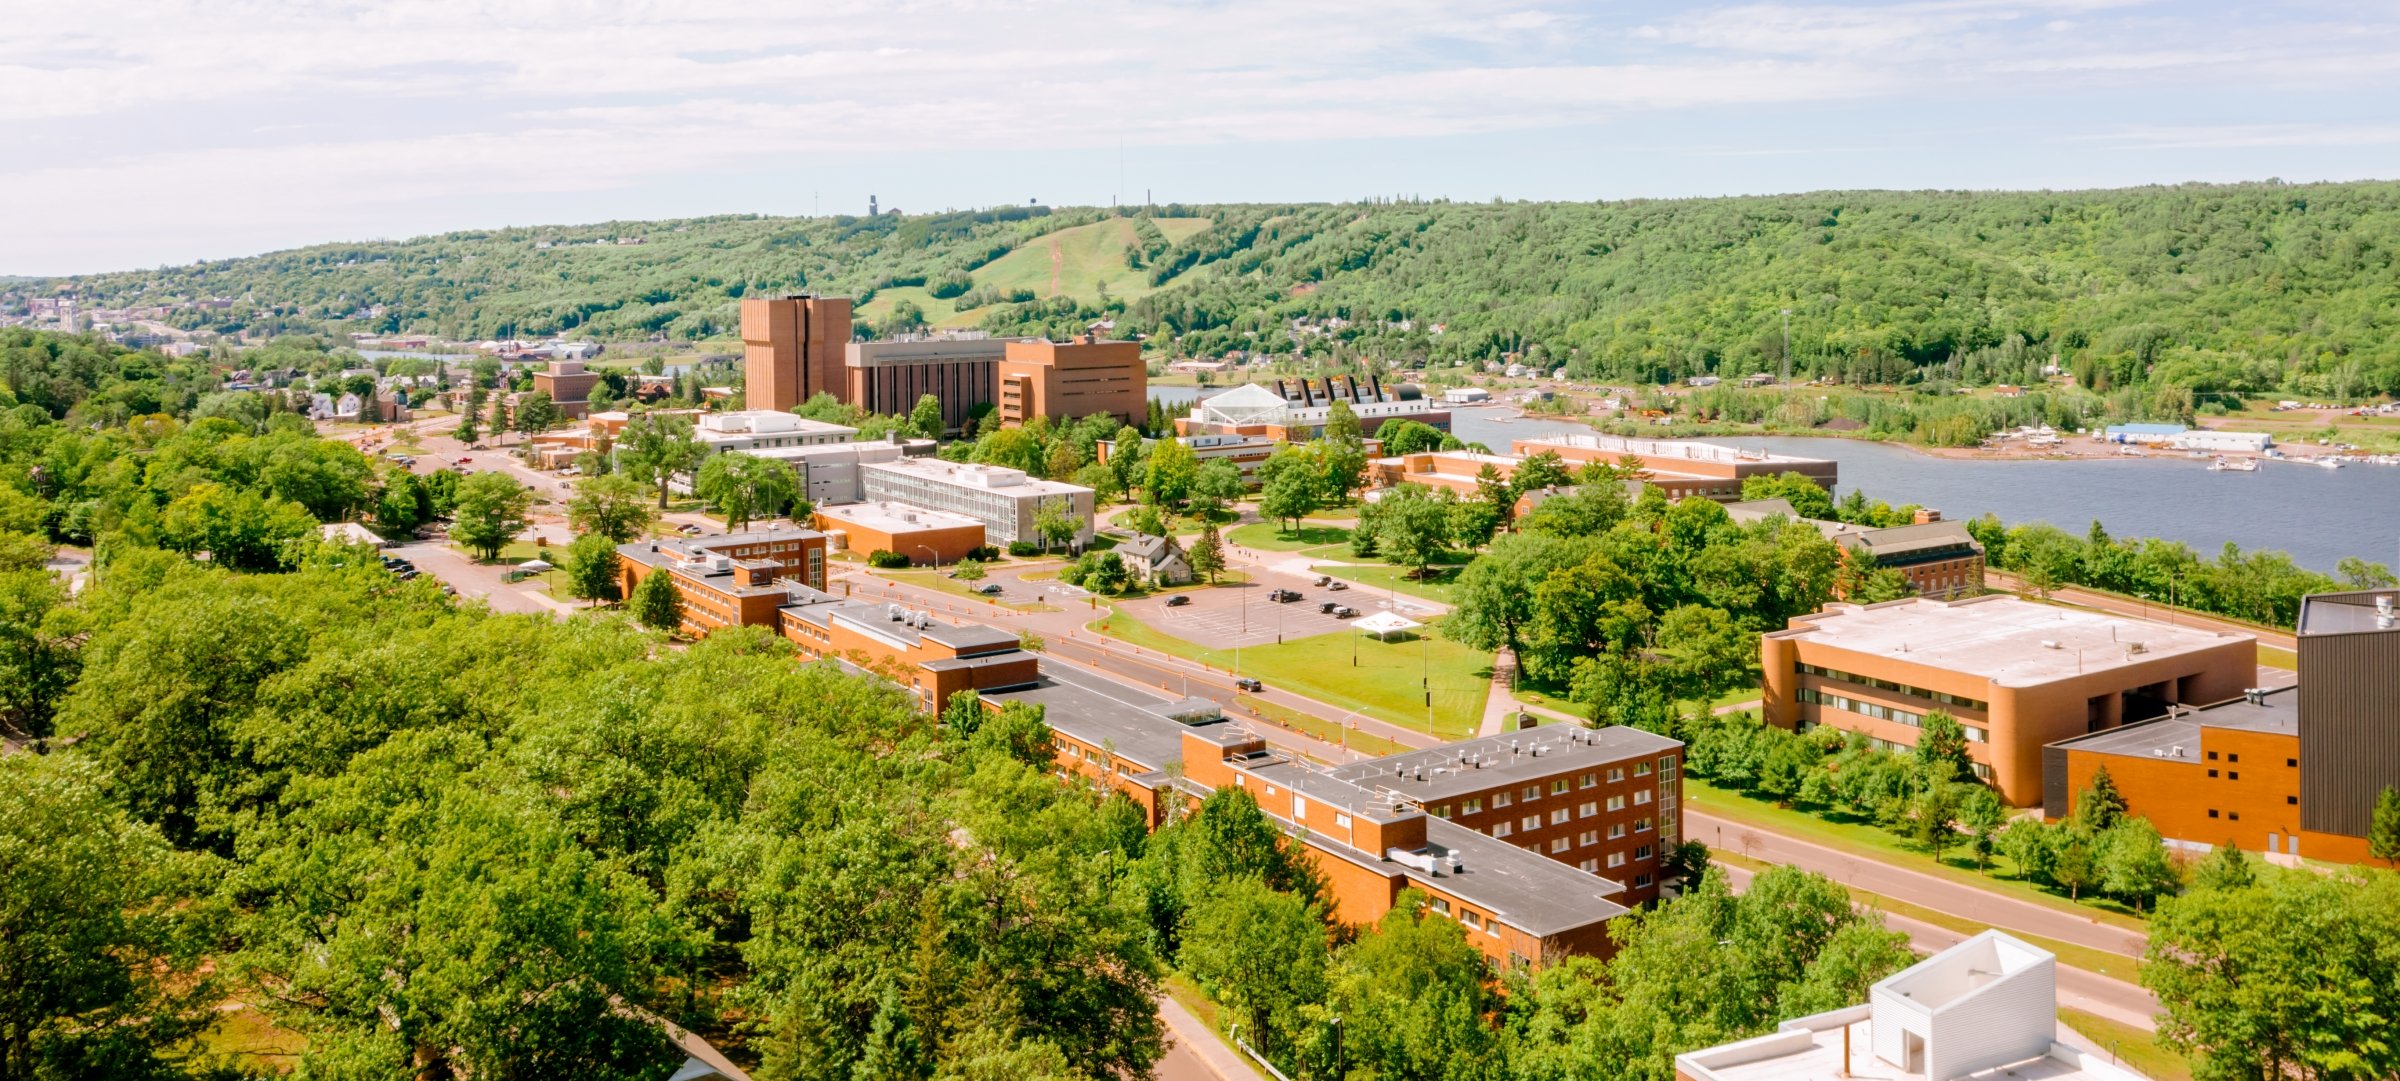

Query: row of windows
left=1436, top=761, right=1659, bottom=818
left=1424, top=896, right=1500, bottom=936
left=1798, top=688, right=1990, bottom=742
left=1797, top=663, right=1988, bottom=711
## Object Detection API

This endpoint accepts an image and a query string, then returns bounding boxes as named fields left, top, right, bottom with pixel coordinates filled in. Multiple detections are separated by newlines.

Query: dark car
left=1165, top=594, right=1191, bottom=607
left=1269, top=588, right=1302, bottom=603
left=1313, top=575, right=1331, bottom=587
left=1318, top=601, right=1338, bottom=613
left=974, top=583, right=1004, bottom=595
left=1234, top=677, right=1263, bottom=692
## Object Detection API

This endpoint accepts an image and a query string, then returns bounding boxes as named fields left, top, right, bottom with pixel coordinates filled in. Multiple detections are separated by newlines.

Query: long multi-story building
left=845, top=336, right=1014, bottom=432
left=1725, top=498, right=1985, bottom=599
left=741, top=294, right=853, bottom=412
left=2045, top=588, right=2400, bottom=864
left=614, top=529, right=830, bottom=637
left=858, top=458, right=1094, bottom=547
left=811, top=501, right=987, bottom=565
left=1176, top=378, right=1451, bottom=443
left=777, top=592, right=1039, bottom=710
left=984, top=666, right=1685, bottom=969
left=997, top=334, right=1147, bottom=427
left=1762, top=596, right=2257, bottom=807
left=1511, top=434, right=1836, bottom=502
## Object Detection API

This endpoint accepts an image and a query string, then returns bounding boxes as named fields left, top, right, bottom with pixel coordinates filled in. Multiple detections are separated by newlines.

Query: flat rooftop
left=2049, top=686, right=2296, bottom=761
left=1325, top=724, right=1682, bottom=803
left=978, top=664, right=1212, bottom=771
left=1680, top=1015, right=2131, bottom=1081
left=2298, top=590, right=2400, bottom=636
left=815, top=500, right=985, bottom=534
left=860, top=457, right=1093, bottom=497
left=1771, top=596, right=2251, bottom=688
left=1519, top=433, right=1832, bottom=468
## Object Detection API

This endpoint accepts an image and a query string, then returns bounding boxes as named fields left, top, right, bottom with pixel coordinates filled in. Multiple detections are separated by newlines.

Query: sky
left=6, top=0, right=2400, bottom=275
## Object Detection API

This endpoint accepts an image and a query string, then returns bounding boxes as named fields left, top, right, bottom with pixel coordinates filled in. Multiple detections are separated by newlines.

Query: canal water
left=1146, top=385, right=2400, bottom=571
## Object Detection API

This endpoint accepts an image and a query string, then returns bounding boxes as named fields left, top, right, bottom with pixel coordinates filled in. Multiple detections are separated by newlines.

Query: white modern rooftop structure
left=1675, top=931, right=2148, bottom=1081
left=694, top=410, right=858, bottom=452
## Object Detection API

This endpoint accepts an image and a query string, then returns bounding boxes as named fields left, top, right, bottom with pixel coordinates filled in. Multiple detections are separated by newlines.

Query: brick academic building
left=986, top=666, right=1686, bottom=969
left=2045, top=589, right=2400, bottom=865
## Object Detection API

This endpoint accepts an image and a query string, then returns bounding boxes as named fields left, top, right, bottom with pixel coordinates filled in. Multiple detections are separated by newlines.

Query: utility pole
left=1780, top=308, right=1793, bottom=383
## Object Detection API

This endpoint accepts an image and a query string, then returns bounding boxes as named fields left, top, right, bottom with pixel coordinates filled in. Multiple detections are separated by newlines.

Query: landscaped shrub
left=967, top=545, right=1003, bottom=562
left=866, top=549, right=912, bottom=569
left=1006, top=541, right=1041, bottom=557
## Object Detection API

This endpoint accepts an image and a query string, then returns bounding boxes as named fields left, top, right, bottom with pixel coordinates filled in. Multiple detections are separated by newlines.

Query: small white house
left=1676, top=931, right=2142, bottom=1081
left=1117, top=533, right=1192, bottom=586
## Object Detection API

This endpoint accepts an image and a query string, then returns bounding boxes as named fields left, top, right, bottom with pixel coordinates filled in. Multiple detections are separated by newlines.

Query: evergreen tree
left=2071, top=766, right=2128, bottom=833
left=1189, top=523, right=1226, bottom=583
left=2189, top=842, right=2255, bottom=892
left=2371, top=786, right=2400, bottom=864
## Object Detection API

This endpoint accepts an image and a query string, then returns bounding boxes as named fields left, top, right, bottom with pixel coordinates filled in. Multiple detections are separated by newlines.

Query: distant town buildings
left=1762, top=596, right=2257, bottom=807
left=1176, top=377, right=1451, bottom=443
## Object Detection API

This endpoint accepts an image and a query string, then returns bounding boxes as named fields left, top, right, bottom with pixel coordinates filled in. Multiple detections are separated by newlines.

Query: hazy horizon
left=9, top=0, right=2400, bottom=276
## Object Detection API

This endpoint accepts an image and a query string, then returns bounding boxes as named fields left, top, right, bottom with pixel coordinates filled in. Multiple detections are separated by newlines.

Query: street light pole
left=916, top=544, right=939, bottom=575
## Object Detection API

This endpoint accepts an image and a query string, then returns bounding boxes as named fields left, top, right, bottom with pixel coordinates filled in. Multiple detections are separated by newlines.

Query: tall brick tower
left=740, top=295, right=853, bottom=412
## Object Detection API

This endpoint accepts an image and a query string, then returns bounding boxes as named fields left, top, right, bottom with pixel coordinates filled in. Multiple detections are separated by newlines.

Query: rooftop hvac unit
left=1445, top=855, right=1462, bottom=874
left=2040, top=640, right=2062, bottom=649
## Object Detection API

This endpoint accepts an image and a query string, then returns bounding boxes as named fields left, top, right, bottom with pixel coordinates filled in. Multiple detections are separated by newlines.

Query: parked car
left=677, top=524, right=704, bottom=536
left=1318, top=601, right=1339, bottom=614
left=974, top=583, right=1004, bottom=595
left=1269, top=589, right=1302, bottom=603
left=1313, top=575, right=1331, bottom=587
left=1165, top=594, right=1191, bottom=607
left=1334, top=606, right=1357, bottom=617
left=454, top=457, right=474, bottom=466
left=1327, top=581, right=1349, bottom=591
left=1234, top=677, right=1263, bottom=692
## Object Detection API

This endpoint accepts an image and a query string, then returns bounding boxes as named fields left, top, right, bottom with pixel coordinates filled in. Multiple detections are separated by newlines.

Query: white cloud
left=2, top=0, right=2397, bottom=271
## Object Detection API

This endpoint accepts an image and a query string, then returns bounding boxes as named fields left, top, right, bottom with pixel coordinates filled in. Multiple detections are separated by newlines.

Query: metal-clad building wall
left=2298, top=625, right=2400, bottom=837
left=2042, top=745, right=2070, bottom=819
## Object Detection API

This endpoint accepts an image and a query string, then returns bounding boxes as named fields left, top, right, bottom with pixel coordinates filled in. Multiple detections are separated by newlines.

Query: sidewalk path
left=1155, top=995, right=1268, bottom=1081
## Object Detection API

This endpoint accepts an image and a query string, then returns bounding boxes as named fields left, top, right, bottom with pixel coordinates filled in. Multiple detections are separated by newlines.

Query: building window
left=1550, top=809, right=1569, bottom=825
left=1608, top=823, right=1627, bottom=840
left=2229, top=811, right=2240, bottom=821
left=1634, top=790, right=1652, bottom=806
left=1463, top=798, right=1482, bottom=814
left=2288, top=758, right=2298, bottom=768
left=1579, top=773, right=1597, bottom=789
left=1635, top=817, right=1653, bottom=833
left=1435, top=804, right=1451, bottom=818
left=1429, top=897, right=1451, bottom=915
left=2208, top=809, right=2220, bottom=818
left=1634, top=762, right=1652, bottom=777
left=2229, top=772, right=2239, bottom=781
left=1635, top=845, right=1653, bottom=861
left=2207, top=751, right=2218, bottom=760
left=1579, top=802, right=1598, bottom=818
left=1551, top=838, right=1570, bottom=854
left=1521, top=815, right=1539, bottom=832
left=2229, top=754, right=2240, bottom=763
left=1608, top=768, right=1624, bottom=783
left=1607, top=852, right=1627, bottom=868
left=1493, top=822, right=1513, bottom=838
left=2288, top=796, right=2299, bottom=805
left=2208, top=769, right=2219, bottom=778
left=1551, top=779, right=1570, bottom=795
left=1335, top=813, right=1352, bottom=829
left=1579, top=858, right=1599, bottom=873
left=1492, top=792, right=1511, bottom=809
left=1523, top=785, right=1541, bottom=802
left=1579, top=830, right=1599, bottom=846
left=1634, top=874, right=1653, bottom=889
left=1607, top=796, right=1626, bottom=812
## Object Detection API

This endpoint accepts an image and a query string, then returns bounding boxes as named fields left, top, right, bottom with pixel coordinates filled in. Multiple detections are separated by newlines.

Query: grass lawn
left=191, top=1003, right=307, bottom=1072
left=1314, top=560, right=1464, bottom=605
left=1092, top=610, right=1493, bottom=740
left=2259, top=644, right=2297, bottom=670
left=2060, top=1009, right=2191, bottom=1081
left=1229, top=521, right=1352, bottom=551
left=1686, top=775, right=2152, bottom=932
left=880, top=568, right=1056, bottom=612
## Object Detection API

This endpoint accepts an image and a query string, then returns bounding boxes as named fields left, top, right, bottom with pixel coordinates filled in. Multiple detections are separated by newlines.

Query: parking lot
left=1130, top=582, right=1385, bottom=649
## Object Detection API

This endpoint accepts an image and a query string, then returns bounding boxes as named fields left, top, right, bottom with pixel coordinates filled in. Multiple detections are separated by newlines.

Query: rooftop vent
left=2244, top=687, right=2266, bottom=705
left=2040, top=639, right=2062, bottom=649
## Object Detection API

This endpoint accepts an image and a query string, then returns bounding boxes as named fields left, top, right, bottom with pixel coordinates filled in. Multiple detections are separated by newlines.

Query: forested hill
left=20, top=180, right=2400, bottom=396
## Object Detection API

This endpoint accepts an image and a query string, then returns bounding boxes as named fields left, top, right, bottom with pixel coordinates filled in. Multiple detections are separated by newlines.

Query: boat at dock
left=2207, top=456, right=2260, bottom=472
